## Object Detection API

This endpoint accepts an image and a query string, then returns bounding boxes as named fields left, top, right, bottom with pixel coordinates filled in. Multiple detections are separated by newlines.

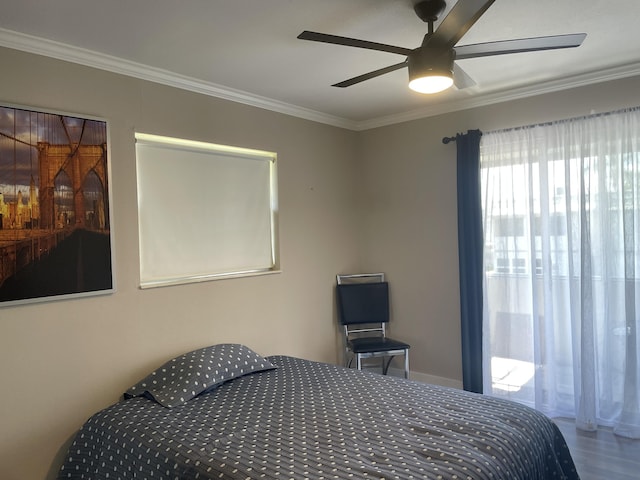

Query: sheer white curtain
left=480, top=107, right=640, bottom=438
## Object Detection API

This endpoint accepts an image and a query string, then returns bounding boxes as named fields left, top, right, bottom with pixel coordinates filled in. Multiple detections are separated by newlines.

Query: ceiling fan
left=297, top=0, right=586, bottom=94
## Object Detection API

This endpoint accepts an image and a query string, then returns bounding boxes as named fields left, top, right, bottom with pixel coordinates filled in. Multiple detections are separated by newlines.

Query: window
left=135, top=133, right=279, bottom=288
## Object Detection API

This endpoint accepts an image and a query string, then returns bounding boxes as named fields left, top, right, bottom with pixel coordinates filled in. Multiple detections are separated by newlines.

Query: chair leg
left=382, top=356, right=394, bottom=375
left=404, top=350, right=410, bottom=379
left=356, top=354, right=362, bottom=370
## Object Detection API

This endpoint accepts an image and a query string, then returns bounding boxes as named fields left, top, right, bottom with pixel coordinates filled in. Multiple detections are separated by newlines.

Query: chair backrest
left=336, top=273, right=385, bottom=285
left=336, top=274, right=390, bottom=344
left=336, top=281, right=389, bottom=326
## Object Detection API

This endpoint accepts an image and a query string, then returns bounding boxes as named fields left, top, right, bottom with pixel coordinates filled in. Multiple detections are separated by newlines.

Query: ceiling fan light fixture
left=408, top=49, right=455, bottom=94
left=408, top=73, right=453, bottom=94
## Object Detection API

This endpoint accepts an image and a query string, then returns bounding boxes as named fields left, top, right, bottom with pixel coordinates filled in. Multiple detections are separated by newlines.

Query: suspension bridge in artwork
left=0, top=107, right=112, bottom=298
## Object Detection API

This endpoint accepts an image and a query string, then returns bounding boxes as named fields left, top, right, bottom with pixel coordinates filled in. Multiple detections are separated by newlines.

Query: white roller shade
left=135, top=133, right=278, bottom=288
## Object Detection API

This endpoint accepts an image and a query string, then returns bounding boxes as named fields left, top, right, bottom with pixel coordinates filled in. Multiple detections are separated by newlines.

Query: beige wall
left=2, top=43, right=640, bottom=480
left=357, top=75, right=640, bottom=383
left=0, top=47, right=362, bottom=480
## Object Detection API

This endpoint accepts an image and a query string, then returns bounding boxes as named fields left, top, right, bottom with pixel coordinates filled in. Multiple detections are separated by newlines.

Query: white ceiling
left=1, top=0, right=639, bottom=130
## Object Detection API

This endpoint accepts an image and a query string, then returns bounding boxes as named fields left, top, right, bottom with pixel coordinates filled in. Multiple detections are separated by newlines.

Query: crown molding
left=0, top=28, right=358, bottom=130
left=355, top=61, right=640, bottom=130
left=2, top=27, right=639, bottom=132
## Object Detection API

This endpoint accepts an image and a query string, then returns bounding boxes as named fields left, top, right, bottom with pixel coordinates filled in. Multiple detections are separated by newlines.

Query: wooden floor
left=553, top=418, right=640, bottom=480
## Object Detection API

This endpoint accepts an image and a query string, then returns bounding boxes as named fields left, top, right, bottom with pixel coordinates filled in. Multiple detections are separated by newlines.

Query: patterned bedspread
left=58, top=355, right=580, bottom=479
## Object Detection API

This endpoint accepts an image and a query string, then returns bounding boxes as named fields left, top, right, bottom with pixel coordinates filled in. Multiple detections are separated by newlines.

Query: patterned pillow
left=124, top=344, right=276, bottom=408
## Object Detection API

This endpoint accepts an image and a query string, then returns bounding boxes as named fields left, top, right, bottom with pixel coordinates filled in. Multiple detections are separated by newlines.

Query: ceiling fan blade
left=453, top=63, right=476, bottom=89
left=297, top=31, right=412, bottom=56
left=454, top=33, right=586, bottom=59
left=425, top=0, right=495, bottom=50
left=332, top=61, right=408, bottom=88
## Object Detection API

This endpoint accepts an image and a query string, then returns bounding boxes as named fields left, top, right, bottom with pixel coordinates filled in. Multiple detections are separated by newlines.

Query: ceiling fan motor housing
left=408, top=48, right=455, bottom=81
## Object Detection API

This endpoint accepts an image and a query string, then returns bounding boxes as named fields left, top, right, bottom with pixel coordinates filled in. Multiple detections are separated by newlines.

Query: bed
left=58, top=344, right=580, bottom=479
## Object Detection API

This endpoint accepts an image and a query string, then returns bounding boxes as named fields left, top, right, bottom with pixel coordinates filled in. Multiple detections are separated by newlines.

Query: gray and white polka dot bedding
left=58, top=355, right=579, bottom=479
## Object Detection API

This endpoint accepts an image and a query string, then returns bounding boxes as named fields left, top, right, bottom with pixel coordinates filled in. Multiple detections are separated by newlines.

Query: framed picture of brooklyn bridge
left=0, top=104, right=113, bottom=306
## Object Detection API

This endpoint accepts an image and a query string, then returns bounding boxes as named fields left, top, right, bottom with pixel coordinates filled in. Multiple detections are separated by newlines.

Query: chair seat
left=348, top=337, right=410, bottom=354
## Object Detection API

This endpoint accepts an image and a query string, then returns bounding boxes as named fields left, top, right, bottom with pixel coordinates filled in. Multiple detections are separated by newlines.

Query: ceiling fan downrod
left=414, top=0, right=447, bottom=39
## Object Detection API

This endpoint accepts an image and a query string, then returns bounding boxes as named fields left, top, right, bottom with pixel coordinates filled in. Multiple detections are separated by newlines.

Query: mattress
left=58, top=354, right=579, bottom=479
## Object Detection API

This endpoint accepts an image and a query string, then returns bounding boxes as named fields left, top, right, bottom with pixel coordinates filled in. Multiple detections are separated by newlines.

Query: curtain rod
left=442, top=130, right=482, bottom=144
left=486, top=106, right=640, bottom=136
